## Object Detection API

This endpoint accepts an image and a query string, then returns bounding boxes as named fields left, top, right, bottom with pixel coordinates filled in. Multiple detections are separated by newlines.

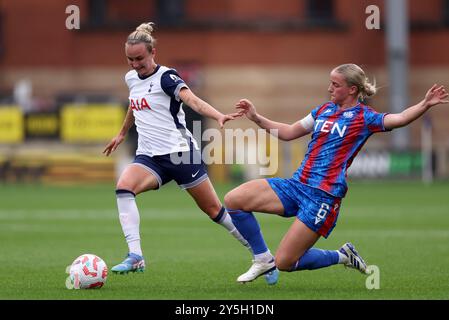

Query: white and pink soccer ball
left=69, top=254, right=108, bottom=289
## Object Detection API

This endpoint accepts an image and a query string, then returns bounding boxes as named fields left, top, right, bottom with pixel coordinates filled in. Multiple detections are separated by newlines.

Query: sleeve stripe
left=174, top=83, right=189, bottom=101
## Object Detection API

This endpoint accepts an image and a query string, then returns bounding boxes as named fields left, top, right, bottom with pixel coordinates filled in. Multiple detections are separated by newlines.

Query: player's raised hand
left=236, top=99, right=258, bottom=122
left=103, top=135, right=125, bottom=156
left=217, top=111, right=244, bottom=128
left=424, top=84, right=449, bottom=108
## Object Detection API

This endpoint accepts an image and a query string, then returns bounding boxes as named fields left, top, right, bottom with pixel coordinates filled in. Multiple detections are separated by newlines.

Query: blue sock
left=291, top=248, right=339, bottom=271
left=227, top=209, right=268, bottom=255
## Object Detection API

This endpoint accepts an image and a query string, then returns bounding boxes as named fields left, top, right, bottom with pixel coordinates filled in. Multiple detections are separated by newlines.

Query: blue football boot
left=111, top=253, right=145, bottom=274
left=264, top=268, right=280, bottom=285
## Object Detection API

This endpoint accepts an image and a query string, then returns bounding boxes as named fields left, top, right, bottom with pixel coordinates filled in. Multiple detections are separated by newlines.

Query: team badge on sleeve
left=170, top=74, right=182, bottom=82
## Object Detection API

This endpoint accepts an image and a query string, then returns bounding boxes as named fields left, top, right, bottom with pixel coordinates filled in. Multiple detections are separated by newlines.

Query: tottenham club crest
left=148, top=82, right=154, bottom=93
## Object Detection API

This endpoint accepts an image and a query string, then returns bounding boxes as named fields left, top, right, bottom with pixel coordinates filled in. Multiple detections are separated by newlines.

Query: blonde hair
left=333, top=64, right=377, bottom=101
left=126, top=22, right=157, bottom=52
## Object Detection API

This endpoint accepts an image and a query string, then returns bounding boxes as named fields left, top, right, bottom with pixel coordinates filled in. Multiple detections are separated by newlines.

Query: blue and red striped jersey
left=293, top=101, right=388, bottom=198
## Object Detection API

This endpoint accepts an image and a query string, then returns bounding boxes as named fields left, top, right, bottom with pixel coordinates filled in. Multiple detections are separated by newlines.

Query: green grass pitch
left=0, top=180, right=448, bottom=300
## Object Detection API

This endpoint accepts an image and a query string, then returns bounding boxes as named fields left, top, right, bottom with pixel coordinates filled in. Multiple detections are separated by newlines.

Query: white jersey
left=125, top=65, right=199, bottom=156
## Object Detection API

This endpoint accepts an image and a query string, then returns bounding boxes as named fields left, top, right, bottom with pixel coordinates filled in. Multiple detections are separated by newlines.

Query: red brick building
left=1, top=0, right=448, bottom=180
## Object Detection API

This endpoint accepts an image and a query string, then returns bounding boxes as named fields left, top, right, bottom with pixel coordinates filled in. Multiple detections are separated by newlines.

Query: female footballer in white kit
left=103, top=22, right=262, bottom=277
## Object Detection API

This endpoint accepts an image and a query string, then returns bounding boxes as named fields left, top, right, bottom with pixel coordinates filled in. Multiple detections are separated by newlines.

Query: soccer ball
left=69, top=254, right=108, bottom=289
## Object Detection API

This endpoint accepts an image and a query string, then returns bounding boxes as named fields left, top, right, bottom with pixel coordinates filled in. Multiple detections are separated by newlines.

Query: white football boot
left=237, top=259, right=277, bottom=284
left=339, top=242, right=368, bottom=274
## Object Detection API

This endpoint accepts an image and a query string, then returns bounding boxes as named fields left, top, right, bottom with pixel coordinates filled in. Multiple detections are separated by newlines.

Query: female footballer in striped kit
left=225, top=63, right=448, bottom=283
left=103, top=22, right=253, bottom=275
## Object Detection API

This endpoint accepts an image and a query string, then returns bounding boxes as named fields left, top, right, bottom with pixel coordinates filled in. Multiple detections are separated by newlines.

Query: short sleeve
left=364, top=107, right=389, bottom=133
left=160, top=69, right=189, bottom=101
left=310, top=104, right=325, bottom=120
left=124, top=70, right=135, bottom=89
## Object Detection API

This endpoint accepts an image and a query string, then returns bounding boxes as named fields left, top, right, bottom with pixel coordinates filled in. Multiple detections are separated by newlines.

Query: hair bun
left=136, top=22, right=154, bottom=36
left=363, top=80, right=377, bottom=97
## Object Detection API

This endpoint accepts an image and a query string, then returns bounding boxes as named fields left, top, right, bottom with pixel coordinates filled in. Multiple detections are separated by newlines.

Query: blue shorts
left=267, top=178, right=342, bottom=238
left=133, top=149, right=208, bottom=189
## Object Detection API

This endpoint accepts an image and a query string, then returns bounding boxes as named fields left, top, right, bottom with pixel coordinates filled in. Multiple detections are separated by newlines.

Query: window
left=444, top=0, right=449, bottom=26
left=83, top=0, right=341, bottom=31
left=306, top=0, right=335, bottom=24
left=0, top=11, right=4, bottom=58
left=85, top=0, right=156, bottom=30
left=157, top=0, right=185, bottom=26
left=87, top=0, right=107, bottom=28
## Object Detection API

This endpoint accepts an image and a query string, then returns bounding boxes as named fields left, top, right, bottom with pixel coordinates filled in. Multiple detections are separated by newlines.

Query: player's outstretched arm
left=103, top=107, right=135, bottom=156
left=384, top=84, right=448, bottom=130
left=179, top=88, right=242, bottom=128
left=236, top=99, right=311, bottom=141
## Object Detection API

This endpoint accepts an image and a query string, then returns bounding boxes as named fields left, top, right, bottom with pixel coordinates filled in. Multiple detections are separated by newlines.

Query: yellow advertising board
left=0, top=106, right=24, bottom=143
left=61, top=104, right=125, bottom=143
left=26, top=113, right=59, bottom=137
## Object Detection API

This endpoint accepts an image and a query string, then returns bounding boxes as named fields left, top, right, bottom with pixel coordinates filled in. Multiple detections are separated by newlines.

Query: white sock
left=254, top=250, right=273, bottom=263
left=116, top=191, right=143, bottom=257
left=213, top=209, right=252, bottom=252
left=337, top=250, right=348, bottom=264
